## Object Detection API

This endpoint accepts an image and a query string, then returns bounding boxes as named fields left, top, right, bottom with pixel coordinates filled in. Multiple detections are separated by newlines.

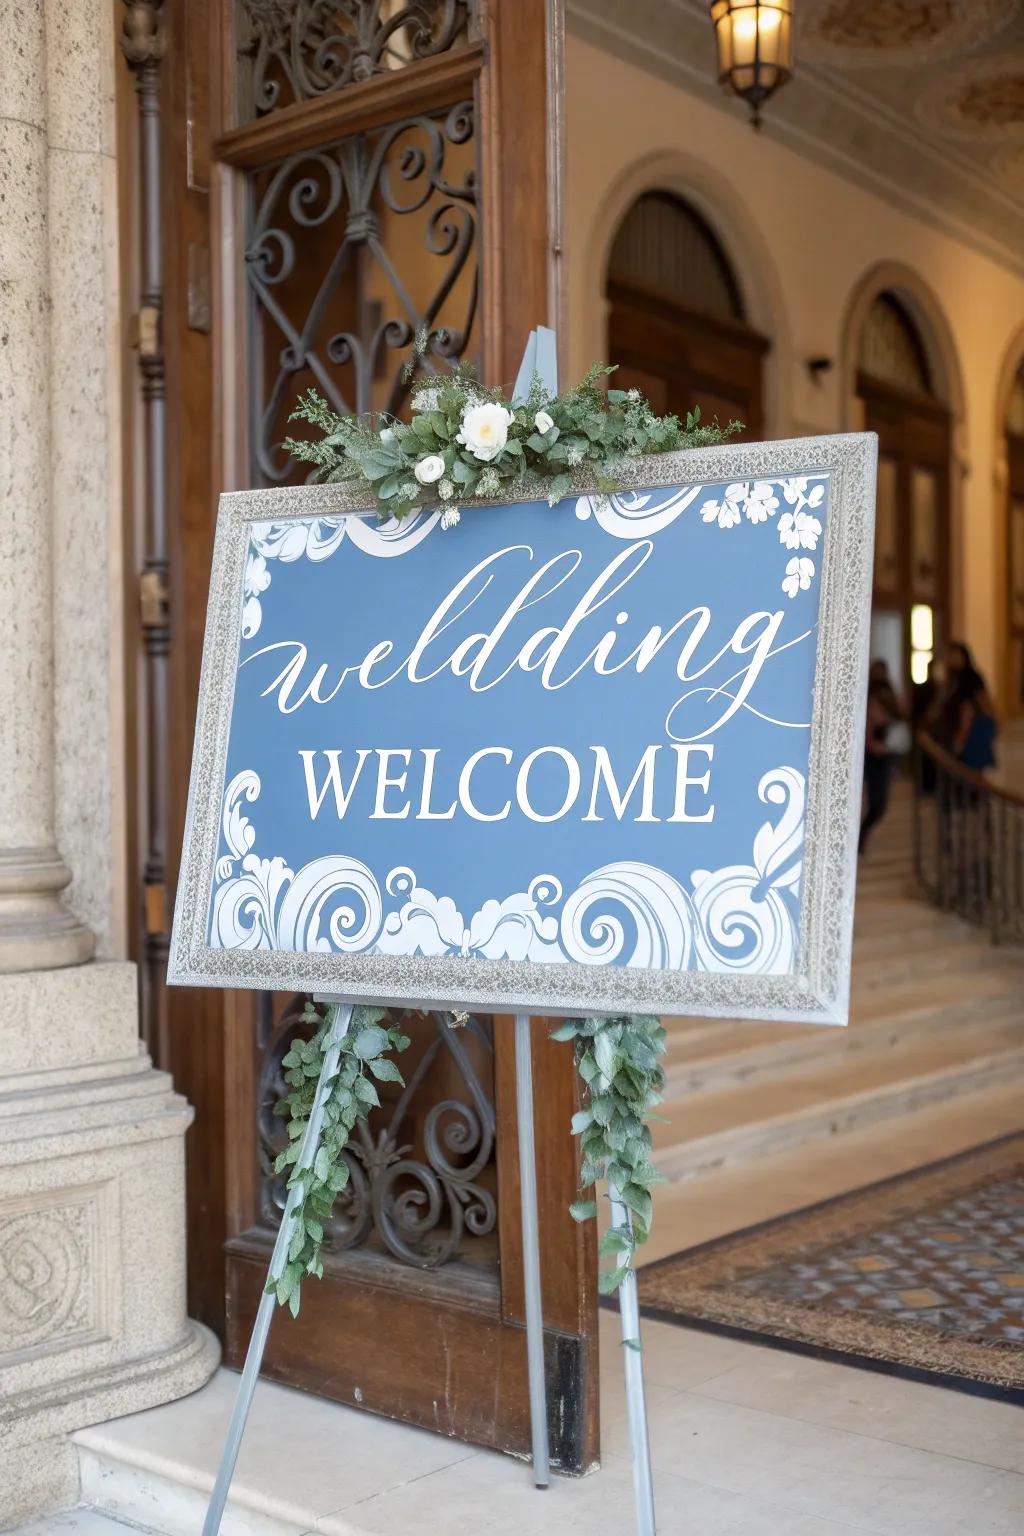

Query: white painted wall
left=565, top=34, right=1024, bottom=689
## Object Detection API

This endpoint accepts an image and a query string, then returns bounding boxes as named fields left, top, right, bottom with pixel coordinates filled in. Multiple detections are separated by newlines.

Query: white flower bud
left=414, top=453, right=446, bottom=486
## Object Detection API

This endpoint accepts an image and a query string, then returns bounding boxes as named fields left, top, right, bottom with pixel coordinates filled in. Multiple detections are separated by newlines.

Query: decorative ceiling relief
left=916, top=52, right=1024, bottom=140
left=799, top=0, right=1018, bottom=65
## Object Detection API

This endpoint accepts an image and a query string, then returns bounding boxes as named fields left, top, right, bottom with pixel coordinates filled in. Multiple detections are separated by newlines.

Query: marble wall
left=0, top=3, right=218, bottom=1523
left=47, top=0, right=127, bottom=961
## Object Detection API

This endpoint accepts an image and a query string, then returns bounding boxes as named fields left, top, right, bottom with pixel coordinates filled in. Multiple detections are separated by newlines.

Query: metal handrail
left=912, top=733, right=1024, bottom=945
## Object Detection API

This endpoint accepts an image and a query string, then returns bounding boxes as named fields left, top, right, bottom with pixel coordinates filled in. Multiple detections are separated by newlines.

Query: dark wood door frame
left=129, top=0, right=599, bottom=1474
left=858, top=370, right=952, bottom=683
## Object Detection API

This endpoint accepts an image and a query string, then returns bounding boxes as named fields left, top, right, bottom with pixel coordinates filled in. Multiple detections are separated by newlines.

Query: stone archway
left=573, top=150, right=792, bottom=438
left=841, top=263, right=967, bottom=698
left=603, top=188, right=769, bottom=440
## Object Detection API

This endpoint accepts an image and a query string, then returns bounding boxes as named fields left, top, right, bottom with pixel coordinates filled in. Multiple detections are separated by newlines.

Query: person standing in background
left=859, top=658, right=904, bottom=855
left=940, top=641, right=999, bottom=773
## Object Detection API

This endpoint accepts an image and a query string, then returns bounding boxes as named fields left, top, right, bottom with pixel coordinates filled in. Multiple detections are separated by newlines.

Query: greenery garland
left=273, top=1005, right=667, bottom=1309
left=283, top=360, right=740, bottom=528
left=554, top=1015, right=668, bottom=1293
left=269, top=1002, right=410, bottom=1316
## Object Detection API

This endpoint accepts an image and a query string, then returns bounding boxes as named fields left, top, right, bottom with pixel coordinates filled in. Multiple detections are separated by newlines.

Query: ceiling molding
left=567, top=0, right=1024, bottom=281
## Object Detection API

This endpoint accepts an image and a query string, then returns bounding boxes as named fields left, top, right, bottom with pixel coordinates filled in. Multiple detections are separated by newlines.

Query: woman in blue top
left=943, top=642, right=998, bottom=773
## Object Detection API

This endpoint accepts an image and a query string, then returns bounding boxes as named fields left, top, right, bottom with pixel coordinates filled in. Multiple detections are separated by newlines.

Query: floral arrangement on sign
left=271, top=362, right=740, bottom=1314
left=284, top=360, right=741, bottom=528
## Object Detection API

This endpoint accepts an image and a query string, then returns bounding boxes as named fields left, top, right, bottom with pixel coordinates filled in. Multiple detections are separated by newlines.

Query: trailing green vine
left=283, top=361, right=741, bottom=528
left=268, top=1001, right=410, bottom=1315
left=553, top=1014, right=668, bottom=1293
left=270, top=1006, right=665, bottom=1310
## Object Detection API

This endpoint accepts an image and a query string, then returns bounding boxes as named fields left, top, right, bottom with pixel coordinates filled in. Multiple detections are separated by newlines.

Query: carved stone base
left=0, top=848, right=94, bottom=974
left=0, top=964, right=220, bottom=1527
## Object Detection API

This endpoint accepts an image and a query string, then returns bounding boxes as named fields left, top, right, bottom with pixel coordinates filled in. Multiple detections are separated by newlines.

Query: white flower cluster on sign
left=698, top=476, right=826, bottom=597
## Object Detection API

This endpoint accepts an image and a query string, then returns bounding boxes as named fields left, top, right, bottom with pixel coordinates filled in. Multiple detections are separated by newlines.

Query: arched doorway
left=605, top=191, right=768, bottom=438
left=857, top=291, right=952, bottom=697
left=1005, top=361, right=1024, bottom=716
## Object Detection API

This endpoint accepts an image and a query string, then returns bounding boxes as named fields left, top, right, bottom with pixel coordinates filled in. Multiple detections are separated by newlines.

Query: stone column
left=0, top=0, right=93, bottom=974
left=0, top=3, right=219, bottom=1523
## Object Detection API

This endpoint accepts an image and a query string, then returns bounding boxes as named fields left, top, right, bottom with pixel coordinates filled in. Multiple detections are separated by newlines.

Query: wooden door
left=131, top=0, right=599, bottom=1473
left=607, top=279, right=767, bottom=442
left=859, top=375, right=952, bottom=696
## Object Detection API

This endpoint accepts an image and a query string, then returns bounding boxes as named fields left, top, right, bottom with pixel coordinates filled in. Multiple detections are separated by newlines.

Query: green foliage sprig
left=553, top=1014, right=668, bottom=1294
left=268, top=1002, right=410, bottom=1315
left=283, top=362, right=742, bottom=526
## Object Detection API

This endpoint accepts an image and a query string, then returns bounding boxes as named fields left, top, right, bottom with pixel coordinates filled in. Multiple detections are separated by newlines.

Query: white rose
left=534, top=409, right=554, bottom=435
left=414, top=453, right=446, bottom=486
left=379, top=426, right=396, bottom=446
left=456, top=401, right=513, bottom=462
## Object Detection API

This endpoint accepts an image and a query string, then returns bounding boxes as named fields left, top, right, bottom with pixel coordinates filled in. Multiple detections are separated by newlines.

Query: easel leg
left=514, top=1011, right=550, bottom=1488
left=609, top=1192, right=656, bottom=1535
left=202, top=1002, right=354, bottom=1536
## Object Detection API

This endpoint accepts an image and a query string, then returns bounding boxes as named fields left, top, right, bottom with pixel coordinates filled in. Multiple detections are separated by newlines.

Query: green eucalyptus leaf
left=569, top=1199, right=597, bottom=1223
left=368, top=1056, right=404, bottom=1084
left=353, top=1025, right=389, bottom=1060
left=599, top=1265, right=631, bottom=1296
left=353, top=1075, right=380, bottom=1107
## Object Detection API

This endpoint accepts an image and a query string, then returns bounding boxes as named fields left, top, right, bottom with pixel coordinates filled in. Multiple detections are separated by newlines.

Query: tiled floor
left=11, top=1307, right=1024, bottom=1536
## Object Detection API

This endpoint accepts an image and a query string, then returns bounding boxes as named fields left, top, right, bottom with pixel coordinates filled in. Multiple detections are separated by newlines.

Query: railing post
left=914, top=733, right=1021, bottom=948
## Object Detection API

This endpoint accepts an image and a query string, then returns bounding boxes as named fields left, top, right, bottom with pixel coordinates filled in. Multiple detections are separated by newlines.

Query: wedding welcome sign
left=169, top=435, right=876, bottom=1023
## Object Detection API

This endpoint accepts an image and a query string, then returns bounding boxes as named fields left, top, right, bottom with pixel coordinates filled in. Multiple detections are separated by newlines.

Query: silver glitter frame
left=168, top=433, right=876, bottom=1023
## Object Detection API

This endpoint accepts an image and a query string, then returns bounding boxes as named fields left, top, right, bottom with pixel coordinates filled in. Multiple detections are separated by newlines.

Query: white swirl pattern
left=208, top=767, right=805, bottom=975
left=573, top=486, right=703, bottom=537
left=241, top=509, right=441, bottom=637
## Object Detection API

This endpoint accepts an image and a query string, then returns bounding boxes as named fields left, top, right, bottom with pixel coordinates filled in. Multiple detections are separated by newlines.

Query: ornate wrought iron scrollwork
left=237, top=0, right=474, bottom=119
left=245, top=100, right=478, bottom=483
left=257, top=999, right=497, bottom=1269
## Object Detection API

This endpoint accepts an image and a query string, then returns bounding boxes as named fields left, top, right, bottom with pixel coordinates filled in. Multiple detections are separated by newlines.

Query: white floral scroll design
left=695, top=476, right=828, bottom=600
left=572, top=477, right=828, bottom=601
left=208, top=767, right=806, bottom=976
left=241, top=509, right=440, bottom=638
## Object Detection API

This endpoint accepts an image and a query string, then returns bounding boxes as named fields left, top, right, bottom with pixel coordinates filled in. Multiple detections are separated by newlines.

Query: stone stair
left=651, top=783, right=1024, bottom=1185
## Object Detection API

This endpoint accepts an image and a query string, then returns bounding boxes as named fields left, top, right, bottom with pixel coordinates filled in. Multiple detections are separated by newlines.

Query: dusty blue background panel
left=206, top=478, right=830, bottom=978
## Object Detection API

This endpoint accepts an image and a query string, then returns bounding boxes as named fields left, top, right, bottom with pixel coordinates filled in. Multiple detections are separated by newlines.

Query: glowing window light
left=910, top=650, right=932, bottom=686
left=910, top=603, right=933, bottom=653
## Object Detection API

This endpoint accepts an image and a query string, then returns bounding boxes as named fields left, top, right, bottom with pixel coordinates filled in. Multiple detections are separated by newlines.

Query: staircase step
left=653, top=1027, right=1024, bottom=1182
left=850, top=941, right=1018, bottom=990
left=72, top=1367, right=531, bottom=1536
left=661, top=987, right=1024, bottom=1098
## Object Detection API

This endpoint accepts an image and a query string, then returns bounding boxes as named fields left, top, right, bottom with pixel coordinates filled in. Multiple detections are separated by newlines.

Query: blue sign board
left=170, top=437, right=876, bottom=1023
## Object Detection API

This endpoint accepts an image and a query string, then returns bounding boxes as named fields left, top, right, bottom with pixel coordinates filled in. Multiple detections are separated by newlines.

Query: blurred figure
left=859, top=658, right=904, bottom=855
left=912, top=657, right=944, bottom=794
left=940, top=641, right=998, bottom=772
